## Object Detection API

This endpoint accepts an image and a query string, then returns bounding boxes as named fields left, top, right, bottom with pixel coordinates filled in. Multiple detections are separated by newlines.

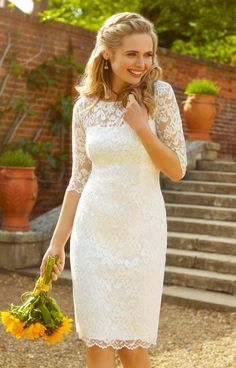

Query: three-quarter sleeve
left=66, top=100, right=92, bottom=194
left=154, top=81, right=187, bottom=179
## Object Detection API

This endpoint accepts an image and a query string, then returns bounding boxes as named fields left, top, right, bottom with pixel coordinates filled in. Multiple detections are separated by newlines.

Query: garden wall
left=0, top=8, right=235, bottom=218
left=159, top=48, right=236, bottom=157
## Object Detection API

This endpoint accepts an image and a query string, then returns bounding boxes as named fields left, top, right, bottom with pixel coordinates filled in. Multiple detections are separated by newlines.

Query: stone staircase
left=14, top=153, right=236, bottom=312
left=50, top=157, right=236, bottom=311
left=161, top=158, right=236, bottom=311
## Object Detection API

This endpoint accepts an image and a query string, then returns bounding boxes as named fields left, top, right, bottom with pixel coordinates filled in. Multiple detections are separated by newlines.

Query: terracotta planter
left=182, top=94, right=217, bottom=141
left=0, top=166, right=38, bottom=232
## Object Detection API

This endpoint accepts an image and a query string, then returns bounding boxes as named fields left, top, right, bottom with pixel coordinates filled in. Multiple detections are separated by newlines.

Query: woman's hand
left=40, top=245, right=65, bottom=281
left=123, top=94, right=149, bottom=133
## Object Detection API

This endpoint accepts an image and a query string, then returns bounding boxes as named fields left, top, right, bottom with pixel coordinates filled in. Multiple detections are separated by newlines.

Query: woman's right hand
left=40, top=245, right=65, bottom=281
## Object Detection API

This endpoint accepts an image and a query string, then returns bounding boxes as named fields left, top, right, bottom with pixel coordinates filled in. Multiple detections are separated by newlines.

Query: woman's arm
left=40, top=98, right=92, bottom=279
left=49, top=190, right=80, bottom=250
left=124, top=82, right=187, bottom=181
left=135, top=126, right=184, bottom=181
left=39, top=191, right=80, bottom=280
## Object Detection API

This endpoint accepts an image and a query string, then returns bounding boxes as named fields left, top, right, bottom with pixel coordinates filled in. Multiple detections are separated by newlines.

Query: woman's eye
left=127, top=53, right=153, bottom=57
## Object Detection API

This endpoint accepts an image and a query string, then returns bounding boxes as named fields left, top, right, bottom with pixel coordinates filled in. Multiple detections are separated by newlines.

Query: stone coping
left=186, top=140, right=221, bottom=169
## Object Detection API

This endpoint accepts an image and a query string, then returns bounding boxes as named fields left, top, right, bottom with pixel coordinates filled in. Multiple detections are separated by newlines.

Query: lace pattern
left=68, top=80, right=187, bottom=350
left=66, top=100, right=92, bottom=194
left=67, top=80, right=187, bottom=195
left=80, top=338, right=158, bottom=350
left=154, top=81, right=187, bottom=178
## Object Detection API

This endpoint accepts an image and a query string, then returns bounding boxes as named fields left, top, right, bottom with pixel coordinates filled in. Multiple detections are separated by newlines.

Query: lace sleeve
left=153, top=81, right=187, bottom=179
left=66, top=100, right=92, bottom=194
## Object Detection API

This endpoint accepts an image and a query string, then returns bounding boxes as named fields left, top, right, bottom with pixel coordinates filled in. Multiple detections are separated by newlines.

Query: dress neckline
left=98, top=99, right=121, bottom=104
left=96, top=99, right=124, bottom=110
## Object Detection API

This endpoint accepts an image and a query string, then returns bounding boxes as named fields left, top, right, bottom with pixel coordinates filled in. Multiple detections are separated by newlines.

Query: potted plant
left=182, top=79, right=219, bottom=140
left=0, top=149, right=38, bottom=232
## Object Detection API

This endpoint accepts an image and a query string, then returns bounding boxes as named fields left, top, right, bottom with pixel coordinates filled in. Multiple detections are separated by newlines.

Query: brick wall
left=0, top=8, right=95, bottom=218
left=158, top=48, right=236, bottom=159
left=0, top=8, right=235, bottom=218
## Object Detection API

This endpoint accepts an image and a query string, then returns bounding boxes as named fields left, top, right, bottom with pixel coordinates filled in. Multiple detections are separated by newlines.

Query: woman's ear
left=102, top=51, right=110, bottom=60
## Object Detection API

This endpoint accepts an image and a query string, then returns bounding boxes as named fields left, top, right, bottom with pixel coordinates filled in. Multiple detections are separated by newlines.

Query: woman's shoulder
left=153, top=80, right=174, bottom=97
left=73, top=95, right=94, bottom=111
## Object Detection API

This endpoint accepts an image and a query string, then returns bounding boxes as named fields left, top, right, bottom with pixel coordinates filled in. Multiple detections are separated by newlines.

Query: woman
left=40, top=12, right=187, bottom=368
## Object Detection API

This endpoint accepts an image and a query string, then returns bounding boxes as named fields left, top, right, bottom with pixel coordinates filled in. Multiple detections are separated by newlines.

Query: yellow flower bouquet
left=0, top=255, right=73, bottom=345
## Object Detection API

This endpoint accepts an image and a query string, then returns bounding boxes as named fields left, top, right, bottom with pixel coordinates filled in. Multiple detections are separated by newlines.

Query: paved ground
left=0, top=272, right=236, bottom=368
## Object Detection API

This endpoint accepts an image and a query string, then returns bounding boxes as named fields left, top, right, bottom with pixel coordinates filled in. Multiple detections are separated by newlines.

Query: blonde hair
left=75, top=12, right=162, bottom=116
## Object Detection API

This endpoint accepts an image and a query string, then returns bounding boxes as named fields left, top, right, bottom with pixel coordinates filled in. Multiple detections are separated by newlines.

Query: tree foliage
left=39, top=0, right=140, bottom=30
left=140, top=0, right=236, bottom=65
left=38, top=0, right=236, bottom=65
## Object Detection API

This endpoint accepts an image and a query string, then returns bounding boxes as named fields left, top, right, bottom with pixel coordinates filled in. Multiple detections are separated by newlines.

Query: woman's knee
left=86, top=345, right=115, bottom=360
left=117, top=346, right=144, bottom=364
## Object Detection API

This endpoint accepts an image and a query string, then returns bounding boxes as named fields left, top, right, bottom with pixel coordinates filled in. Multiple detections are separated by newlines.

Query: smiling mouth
left=127, top=69, right=145, bottom=77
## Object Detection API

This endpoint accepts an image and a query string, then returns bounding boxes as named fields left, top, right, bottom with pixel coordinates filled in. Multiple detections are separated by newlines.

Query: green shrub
left=0, top=149, right=36, bottom=167
left=185, top=79, right=219, bottom=96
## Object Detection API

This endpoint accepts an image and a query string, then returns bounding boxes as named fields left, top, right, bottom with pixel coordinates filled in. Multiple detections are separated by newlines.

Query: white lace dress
left=67, top=80, right=187, bottom=350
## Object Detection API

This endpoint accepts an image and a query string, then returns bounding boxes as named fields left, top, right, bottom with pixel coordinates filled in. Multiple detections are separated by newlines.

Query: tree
left=38, top=0, right=140, bottom=30
left=37, top=0, right=236, bottom=65
left=140, top=0, right=236, bottom=65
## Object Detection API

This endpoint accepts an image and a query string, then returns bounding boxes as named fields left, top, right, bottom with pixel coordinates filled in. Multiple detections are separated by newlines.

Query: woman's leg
left=117, top=346, right=151, bottom=368
left=86, top=345, right=116, bottom=368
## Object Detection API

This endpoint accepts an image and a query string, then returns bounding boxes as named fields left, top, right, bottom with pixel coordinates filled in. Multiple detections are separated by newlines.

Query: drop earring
left=104, top=59, right=109, bottom=70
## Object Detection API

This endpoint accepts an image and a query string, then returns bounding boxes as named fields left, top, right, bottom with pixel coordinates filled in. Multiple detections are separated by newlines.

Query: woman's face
left=105, top=33, right=153, bottom=94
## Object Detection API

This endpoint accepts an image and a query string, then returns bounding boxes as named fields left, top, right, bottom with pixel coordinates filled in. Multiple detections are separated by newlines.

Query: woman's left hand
left=124, top=94, right=149, bottom=132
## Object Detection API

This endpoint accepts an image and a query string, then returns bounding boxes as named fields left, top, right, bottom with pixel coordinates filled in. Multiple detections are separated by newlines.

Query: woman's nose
left=135, top=57, right=145, bottom=68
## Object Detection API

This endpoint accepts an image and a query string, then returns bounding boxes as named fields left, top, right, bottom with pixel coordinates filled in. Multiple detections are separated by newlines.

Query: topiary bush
left=0, top=149, right=36, bottom=167
left=185, top=79, right=219, bottom=96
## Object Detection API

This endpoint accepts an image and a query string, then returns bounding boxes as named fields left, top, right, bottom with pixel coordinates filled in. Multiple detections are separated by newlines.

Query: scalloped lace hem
left=77, top=337, right=157, bottom=350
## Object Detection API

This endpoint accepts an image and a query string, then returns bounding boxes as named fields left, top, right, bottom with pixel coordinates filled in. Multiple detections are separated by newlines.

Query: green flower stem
left=33, top=255, right=60, bottom=296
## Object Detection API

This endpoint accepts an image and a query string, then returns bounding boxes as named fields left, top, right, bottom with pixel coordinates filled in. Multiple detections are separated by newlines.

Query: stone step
left=164, top=265, right=236, bottom=295
left=65, top=237, right=236, bottom=272
left=168, top=231, right=236, bottom=256
left=167, top=216, right=236, bottom=238
left=197, top=159, right=236, bottom=173
left=12, top=267, right=236, bottom=312
left=162, top=285, right=236, bottom=312
left=166, top=203, right=236, bottom=221
left=166, top=248, right=236, bottom=274
left=164, top=180, right=236, bottom=195
left=184, top=170, right=236, bottom=183
left=64, top=233, right=236, bottom=271
left=162, top=190, right=236, bottom=208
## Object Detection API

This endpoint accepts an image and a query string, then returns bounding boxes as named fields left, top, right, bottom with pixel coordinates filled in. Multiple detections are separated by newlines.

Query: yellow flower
left=0, top=257, right=73, bottom=345
left=9, top=318, right=24, bottom=338
left=1, top=311, right=13, bottom=327
left=22, top=322, right=46, bottom=339
left=44, top=316, right=73, bottom=345
left=1, top=312, right=24, bottom=338
left=44, top=329, right=64, bottom=345
left=60, top=316, right=73, bottom=334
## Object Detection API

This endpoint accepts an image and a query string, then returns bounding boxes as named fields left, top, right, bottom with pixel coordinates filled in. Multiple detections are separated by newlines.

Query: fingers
left=128, top=93, right=135, bottom=104
left=40, top=255, right=64, bottom=280
left=40, top=259, right=46, bottom=276
left=51, top=261, right=64, bottom=281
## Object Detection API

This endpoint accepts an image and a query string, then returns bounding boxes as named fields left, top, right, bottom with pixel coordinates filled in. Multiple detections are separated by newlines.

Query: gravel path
left=0, top=272, right=236, bottom=368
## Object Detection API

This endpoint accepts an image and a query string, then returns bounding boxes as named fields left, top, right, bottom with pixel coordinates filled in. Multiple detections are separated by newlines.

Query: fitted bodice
left=86, top=122, right=161, bottom=204
left=66, top=80, right=187, bottom=195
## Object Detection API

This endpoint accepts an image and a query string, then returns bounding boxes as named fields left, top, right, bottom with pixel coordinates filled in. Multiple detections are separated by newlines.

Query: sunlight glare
left=8, top=0, right=34, bottom=14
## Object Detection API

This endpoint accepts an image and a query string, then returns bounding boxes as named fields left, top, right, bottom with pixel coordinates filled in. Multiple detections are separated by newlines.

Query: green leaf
left=38, top=0, right=236, bottom=64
